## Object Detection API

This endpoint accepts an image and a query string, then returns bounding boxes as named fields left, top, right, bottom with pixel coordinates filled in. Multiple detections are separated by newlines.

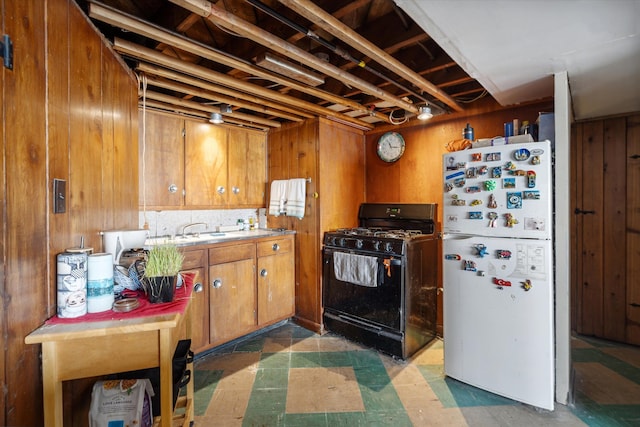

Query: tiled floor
left=192, top=322, right=640, bottom=426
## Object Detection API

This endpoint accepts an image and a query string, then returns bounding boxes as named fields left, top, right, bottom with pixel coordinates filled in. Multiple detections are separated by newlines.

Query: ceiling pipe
left=246, top=0, right=432, bottom=106
left=168, top=0, right=419, bottom=114
left=113, top=38, right=374, bottom=130
left=89, top=2, right=389, bottom=124
left=278, top=0, right=464, bottom=112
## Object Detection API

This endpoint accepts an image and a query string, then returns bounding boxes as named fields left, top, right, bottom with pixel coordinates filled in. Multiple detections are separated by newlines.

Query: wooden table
left=25, top=298, right=193, bottom=427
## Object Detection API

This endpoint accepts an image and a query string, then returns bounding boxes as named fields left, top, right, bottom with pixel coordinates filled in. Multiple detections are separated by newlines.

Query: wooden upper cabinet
left=185, top=121, right=228, bottom=207
left=228, top=127, right=267, bottom=207
left=140, top=115, right=267, bottom=209
left=138, top=111, right=185, bottom=207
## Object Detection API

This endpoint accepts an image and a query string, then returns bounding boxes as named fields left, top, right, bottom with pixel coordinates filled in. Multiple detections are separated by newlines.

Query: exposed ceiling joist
left=113, top=38, right=375, bottom=129
left=278, top=0, right=463, bottom=112
left=168, top=0, right=419, bottom=113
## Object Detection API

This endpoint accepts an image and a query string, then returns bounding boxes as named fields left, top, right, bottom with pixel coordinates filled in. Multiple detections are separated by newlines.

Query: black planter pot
left=145, top=275, right=176, bottom=303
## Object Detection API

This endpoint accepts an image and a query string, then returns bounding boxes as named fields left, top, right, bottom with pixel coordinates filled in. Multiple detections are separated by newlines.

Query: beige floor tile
left=205, top=387, right=253, bottom=418
left=288, top=337, right=321, bottom=352
left=285, top=367, right=365, bottom=413
left=411, top=344, right=444, bottom=366
left=571, top=337, right=594, bottom=349
left=574, top=362, right=640, bottom=404
left=196, top=351, right=261, bottom=371
left=317, top=336, right=368, bottom=352
left=460, top=404, right=587, bottom=427
left=194, top=414, right=244, bottom=426
left=217, top=368, right=259, bottom=390
left=601, top=346, right=640, bottom=369
left=262, top=337, right=292, bottom=353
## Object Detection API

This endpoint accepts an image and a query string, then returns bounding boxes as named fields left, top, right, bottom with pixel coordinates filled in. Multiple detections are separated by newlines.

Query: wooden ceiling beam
left=168, top=0, right=419, bottom=114
left=113, top=38, right=375, bottom=129
left=142, top=74, right=306, bottom=122
left=144, top=90, right=281, bottom=127
left=278, top=0, right=463, bottom=112
left=89, top=1, right=387, bottom=124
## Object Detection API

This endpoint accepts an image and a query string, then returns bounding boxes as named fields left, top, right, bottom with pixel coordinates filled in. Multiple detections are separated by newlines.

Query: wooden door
left=228, top=127, right=266, bottom=207
left=572, top=114, right=640, bottom=345
left=185, top=120, right=228, bottom=207
left=180, top=249, right=208, bottom=353
left=139, top=111, right=185, bottom=207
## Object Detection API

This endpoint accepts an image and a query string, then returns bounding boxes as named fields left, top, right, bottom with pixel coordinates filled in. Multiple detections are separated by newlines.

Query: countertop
left=144, top=228, right=295, bottom=248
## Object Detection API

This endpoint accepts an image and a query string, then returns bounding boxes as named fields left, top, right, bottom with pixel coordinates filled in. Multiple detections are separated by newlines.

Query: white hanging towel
left=268, top=180, right=288, bottom=216
left=333, top=252, right=379, bottom=287
left=286, top=178, right=306, bottom=219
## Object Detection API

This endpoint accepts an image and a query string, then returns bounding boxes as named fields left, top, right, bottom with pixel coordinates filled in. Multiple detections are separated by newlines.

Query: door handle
left=574, top=208, right=595, bottom=215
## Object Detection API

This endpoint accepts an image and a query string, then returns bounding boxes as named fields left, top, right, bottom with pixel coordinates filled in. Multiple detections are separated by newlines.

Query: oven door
left=322, top=247, right=404, bottom=331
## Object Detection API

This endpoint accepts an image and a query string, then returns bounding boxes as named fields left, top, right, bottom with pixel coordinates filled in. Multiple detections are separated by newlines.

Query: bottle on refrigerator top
left=463, top=123, right=474, bottom=141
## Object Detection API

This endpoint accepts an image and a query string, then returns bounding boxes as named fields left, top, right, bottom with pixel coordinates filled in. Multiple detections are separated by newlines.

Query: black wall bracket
left=1, top=34, right=13, bottom=70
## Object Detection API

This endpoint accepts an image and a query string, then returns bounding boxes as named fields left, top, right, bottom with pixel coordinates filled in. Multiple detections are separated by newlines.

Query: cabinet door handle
left=194, top=282, right=203, bottom=292
left=217, top=186, right=225, bottom=195
left=212, top=278, right=222, bottom=288
left=232, top=186, right=240, bottom=195
left=260, top=269, right=268, bottom=277
left=272, top=243, right=280, bottom=252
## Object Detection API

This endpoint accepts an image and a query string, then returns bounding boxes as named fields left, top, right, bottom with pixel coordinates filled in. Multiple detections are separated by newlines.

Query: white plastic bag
left=89, top=379, right=154, bottom=427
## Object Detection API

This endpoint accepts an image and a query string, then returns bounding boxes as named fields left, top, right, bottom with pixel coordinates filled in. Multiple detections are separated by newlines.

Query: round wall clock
left=376, top=131, right=405, bottom=163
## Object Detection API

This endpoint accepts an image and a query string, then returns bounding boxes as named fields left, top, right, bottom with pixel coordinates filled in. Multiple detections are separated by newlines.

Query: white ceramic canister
left=56, top=252, right=88, bottom=318
left=87, top=252, right=115, bottom=313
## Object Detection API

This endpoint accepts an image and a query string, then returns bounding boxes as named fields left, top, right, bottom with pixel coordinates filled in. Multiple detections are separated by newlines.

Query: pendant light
left=209, top=112, right=224, bottom=124
left=417, top=105, right=433, bottom=120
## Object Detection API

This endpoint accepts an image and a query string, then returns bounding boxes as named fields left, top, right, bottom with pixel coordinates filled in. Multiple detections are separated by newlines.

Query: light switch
left=53, top=179, right=66, bottom=213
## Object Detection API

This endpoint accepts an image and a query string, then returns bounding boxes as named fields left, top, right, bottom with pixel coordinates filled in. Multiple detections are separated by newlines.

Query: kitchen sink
left=145, top=229, right=286, bottom=247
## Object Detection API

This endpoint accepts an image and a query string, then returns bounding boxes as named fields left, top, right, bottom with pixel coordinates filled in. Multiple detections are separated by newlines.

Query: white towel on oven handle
left=333, top=252, right=379, bottom=287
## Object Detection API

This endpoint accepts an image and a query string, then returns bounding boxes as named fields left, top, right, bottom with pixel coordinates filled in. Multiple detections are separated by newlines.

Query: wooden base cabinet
left=184, top=234, right=295, bottom=352
left=257, top=237, right=295, bottom=325
left=208, top=243, right=257, bottom=346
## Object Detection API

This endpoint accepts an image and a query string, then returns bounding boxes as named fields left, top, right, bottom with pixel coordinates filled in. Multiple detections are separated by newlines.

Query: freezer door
left=443, top=235, right=554, bottom=410
left=443, top=141, right=552, bottom=239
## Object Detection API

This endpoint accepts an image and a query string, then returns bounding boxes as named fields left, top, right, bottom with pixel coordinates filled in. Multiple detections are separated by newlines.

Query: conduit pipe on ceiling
left=278, top=0, right=464, bottom=112
left=89, top=2, right=389, bottom=124
left=246, top=0, right=432, bottom=107
left=168, top=0, right=419, bottom=114
left=113, top=38, right=374, bottom=130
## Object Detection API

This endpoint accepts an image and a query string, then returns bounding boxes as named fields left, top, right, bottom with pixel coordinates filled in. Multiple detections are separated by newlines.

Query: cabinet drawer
left=257, top=237, right=293, bottom=257
left=181, top=249, right=206, bottom=270
left=209, top=243, right=255, bottom=265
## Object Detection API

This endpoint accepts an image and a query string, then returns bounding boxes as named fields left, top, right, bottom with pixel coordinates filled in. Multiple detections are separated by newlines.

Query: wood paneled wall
left=572, top=113, right=640, bottom=345
left=1, top=0, right=139, bottom=425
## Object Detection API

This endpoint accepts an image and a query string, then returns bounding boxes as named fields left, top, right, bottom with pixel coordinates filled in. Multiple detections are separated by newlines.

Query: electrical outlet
left=53, top=179, right=66, bottom=213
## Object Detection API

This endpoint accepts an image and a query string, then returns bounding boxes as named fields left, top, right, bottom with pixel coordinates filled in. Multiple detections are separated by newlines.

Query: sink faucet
left=181, top=222, right=208, bottom=237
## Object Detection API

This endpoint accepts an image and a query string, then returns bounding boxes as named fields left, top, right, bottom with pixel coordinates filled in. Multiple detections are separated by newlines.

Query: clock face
left=376, top=132, right=405, bottom=163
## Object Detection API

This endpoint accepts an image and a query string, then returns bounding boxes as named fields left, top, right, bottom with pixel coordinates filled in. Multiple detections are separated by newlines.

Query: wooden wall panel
left=578, top=121, right=605, bottom=336
left=573, top=113, right=640, bottom=345
left=602, top=118, right=627, bottom=340
left=1, top=1, right=139, bottom=425
left=627, top=114, right=640, bottom=344
left=3, top=1, right=48, bottom=426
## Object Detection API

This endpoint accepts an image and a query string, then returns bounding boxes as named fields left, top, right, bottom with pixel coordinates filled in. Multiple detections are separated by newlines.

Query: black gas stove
left=322, top=203, right=439, bottom=359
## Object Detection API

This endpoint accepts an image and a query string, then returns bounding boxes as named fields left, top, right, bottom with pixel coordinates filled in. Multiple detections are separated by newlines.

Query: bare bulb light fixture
left=417, top=105, right=433, bottom=120
left=209, top=112, right=224, bottom=124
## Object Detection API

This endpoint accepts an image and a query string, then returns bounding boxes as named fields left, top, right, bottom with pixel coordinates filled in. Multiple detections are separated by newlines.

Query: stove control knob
left=355, top=239, right=363, bottom=249
left=385, top=242, right=394, bottom=252
left=339, top=238, right=346, bottom=247
left=374, top=240, right=381, bottom=251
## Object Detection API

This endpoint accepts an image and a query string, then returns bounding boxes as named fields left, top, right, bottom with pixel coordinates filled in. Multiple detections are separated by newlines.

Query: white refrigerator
left=442, top=140, right=555, bottom=410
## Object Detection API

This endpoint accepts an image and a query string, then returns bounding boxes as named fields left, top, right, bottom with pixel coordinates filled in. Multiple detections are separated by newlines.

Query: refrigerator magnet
left=503, top=178, right=516, bottom=188
left=507, top=192, right=523, bottom=209
left=504, top=213, right=519, bottom=227
left=486, top=152, right=501, bottom=161
left=523, top=191, right=540, bottom=200
left=521, top=279, right=533, bottom=291
left=475, top=244, right=489, bottom=257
